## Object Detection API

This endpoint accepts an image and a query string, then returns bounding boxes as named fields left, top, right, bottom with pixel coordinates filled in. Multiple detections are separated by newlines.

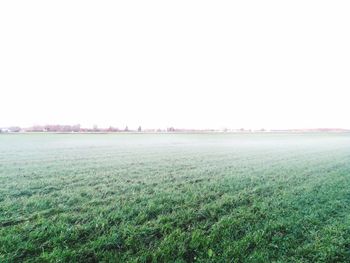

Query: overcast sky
left=1, top=1, right=349, bottom=129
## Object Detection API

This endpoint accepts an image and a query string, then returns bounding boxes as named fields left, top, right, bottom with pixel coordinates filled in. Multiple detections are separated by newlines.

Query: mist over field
left=2, top=133, right=350, bottom=262
left=1, top=0, right=350, bottom=262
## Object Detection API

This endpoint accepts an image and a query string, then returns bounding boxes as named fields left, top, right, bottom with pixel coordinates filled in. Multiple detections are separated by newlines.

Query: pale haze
left=1, top=1, right=349, bottom=130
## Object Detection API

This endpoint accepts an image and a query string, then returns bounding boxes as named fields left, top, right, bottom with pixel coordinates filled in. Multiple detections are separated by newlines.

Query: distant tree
left=138, top=126, right=142, bottom=132
left=9, top=127, right=21, bottom=132
left=93, top=125, right=98, bottom=131
left=72, top=124, right=81, bottom=132
left=124, top=126, right=129, bottom=132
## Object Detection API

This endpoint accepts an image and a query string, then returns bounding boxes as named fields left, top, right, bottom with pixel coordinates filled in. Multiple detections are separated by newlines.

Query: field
left=1, top=133, right=350, bottom=262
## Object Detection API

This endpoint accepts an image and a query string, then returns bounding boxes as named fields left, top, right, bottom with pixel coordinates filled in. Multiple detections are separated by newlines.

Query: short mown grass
left=1, top=133, right=350, bottom=262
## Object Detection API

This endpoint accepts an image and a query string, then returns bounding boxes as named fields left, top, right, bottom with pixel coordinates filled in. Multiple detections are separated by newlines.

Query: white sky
left=1, top=1, right=349, bottom=130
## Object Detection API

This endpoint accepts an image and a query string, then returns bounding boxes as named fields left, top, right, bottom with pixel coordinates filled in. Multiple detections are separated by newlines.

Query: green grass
left=1, top=133, right=350, bottom=262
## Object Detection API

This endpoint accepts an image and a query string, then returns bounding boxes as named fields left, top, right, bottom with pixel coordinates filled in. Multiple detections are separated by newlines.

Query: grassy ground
left=1, top=133, right=350, bottom=262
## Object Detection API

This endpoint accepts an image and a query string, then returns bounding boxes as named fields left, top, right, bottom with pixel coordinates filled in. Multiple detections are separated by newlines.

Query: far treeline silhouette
left=1, top=125, right=349, bottom=133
